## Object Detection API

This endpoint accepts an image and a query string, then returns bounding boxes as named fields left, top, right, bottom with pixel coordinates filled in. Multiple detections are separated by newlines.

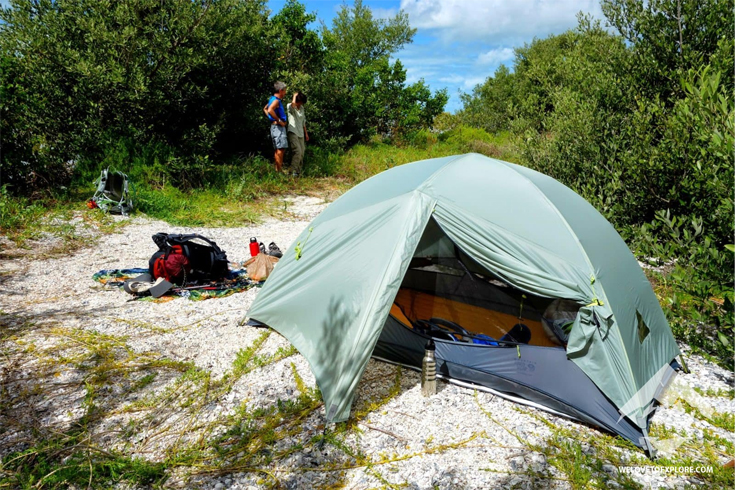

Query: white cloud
left=400, top=0, right=603, bottom=44
left=476, top=47, right=514, bottom=65
left=372, top=7, right=400, bottom=20
left=439, top=74, right=465, bottom=84
left=397, top=42, right=498, bottom=104
left=463, top=76, right=487, bottom=89
left=398, top=44, right=472, bottom=84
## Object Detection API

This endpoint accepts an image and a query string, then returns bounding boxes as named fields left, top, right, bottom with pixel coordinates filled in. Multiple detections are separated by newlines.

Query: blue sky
left=1, top=0, right=604, bottom=112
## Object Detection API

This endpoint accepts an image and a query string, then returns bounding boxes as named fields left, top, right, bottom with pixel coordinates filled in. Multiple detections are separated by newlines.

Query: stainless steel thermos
left=421, top=339, right=436, bottom=397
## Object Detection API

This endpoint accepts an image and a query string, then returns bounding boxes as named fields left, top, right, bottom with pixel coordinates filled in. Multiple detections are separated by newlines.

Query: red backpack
left=148, top=233, right=229, bottom=285
left=150, top=245, right=191, bottom=284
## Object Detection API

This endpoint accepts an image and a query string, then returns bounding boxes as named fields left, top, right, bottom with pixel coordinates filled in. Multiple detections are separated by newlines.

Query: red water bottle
left=249, top=237, right=259, bottom=257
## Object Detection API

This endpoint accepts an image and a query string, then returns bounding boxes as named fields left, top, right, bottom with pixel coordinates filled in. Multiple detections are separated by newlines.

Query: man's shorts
left=270, top=124, right=288, bottom=150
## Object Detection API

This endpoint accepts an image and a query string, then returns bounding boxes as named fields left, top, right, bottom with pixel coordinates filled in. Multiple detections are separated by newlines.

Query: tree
left=322, top=0, right=415, bottom=68
left=271, top=0, right=324, bottom=75
left=601, top=0, right=734, bottom=99
left=318, top=0, right=446, bottom=142
left=460, top=64, right=517, bottom=133
left=0, top=0, right=447, bottom=190
left=0, top=0, right=275, bottom=189
left=459, top=6, right=733, bottom=359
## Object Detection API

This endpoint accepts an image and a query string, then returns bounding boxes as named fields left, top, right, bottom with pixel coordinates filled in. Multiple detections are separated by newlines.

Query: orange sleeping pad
left=391, top=289, right=559, bottom=348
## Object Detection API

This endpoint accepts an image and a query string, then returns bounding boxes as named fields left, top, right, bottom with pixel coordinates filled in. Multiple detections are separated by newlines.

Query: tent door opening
left=390, top=217, right=575, bottom=348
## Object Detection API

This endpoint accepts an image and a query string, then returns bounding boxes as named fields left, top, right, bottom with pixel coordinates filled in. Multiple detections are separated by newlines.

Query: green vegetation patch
left=2, top=431, right=169, bottom=489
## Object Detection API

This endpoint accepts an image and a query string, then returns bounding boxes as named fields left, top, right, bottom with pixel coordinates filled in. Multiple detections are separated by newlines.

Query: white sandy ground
left=0, top=195, right=733, bottom=489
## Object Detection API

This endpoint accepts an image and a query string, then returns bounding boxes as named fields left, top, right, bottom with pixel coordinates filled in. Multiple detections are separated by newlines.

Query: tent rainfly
left=246, top=153, right=680, bottom=451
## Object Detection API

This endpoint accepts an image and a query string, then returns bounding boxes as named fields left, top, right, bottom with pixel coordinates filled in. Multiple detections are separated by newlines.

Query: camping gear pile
left=88, top=168, right=134, bottom=215
left=244, top=236, right=283, bottom=281
left=244, top=254, right=279, bottom=282
left=93, top=268, right=254, bottom=301
left=122, top=233, right=232, bottom=298
left=94, top=234, right=282, bottom=300
left=149, top=233, right=230, bottom=284
left=245, top=153, right=681, bottom=454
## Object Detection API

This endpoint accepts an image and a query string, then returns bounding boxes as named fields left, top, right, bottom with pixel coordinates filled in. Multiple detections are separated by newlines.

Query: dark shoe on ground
left=267, top=242, right=283, bottom=258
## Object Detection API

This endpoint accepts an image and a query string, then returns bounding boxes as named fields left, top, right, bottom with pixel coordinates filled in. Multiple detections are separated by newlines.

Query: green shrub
left=304, top=146, right=343, bottom=177
left=73, top=137, right=173, bottom=190
left=224, top=156, right=290, bottom=200
left=400, top=129, right=438, bottom=150
left=633, top=211, right=734, bottom=364
left=0, top=0, right=278, bottom=192
left=0, top=0, right=447, bottom=193
left=0, top=185, right=45, bottom=236
left=460, top=3, right=734, bottom=363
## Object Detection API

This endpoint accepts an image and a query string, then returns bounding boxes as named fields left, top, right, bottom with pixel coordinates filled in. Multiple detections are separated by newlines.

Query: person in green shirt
left=286, top=92, right=309, bottom=177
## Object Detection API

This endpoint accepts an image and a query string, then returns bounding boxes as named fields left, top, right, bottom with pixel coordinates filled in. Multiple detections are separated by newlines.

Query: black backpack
left=149, top=233, right=229, bottom=283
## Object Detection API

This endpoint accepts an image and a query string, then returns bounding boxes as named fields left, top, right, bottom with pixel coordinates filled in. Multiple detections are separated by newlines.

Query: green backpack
left=90, top=168, right=133, bottom=215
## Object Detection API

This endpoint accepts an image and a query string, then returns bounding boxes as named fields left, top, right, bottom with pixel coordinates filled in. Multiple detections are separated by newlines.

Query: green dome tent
left=246, top=153, right=680, bottom=450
